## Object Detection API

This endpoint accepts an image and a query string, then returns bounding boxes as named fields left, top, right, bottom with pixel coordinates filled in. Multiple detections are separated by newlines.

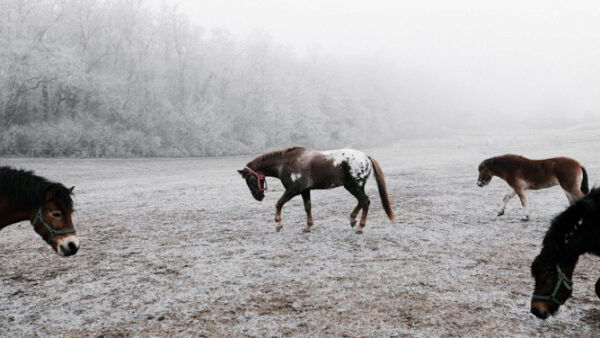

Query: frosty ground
left=1, top=128, right=600, bottom=336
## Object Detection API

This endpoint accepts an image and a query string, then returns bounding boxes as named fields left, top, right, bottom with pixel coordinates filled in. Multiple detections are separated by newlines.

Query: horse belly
left=530, top=177, right=559, bottom=190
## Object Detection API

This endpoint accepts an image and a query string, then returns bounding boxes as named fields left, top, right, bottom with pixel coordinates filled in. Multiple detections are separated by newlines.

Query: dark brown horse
left=238, top=146, right=395, bottom=234
left=0, top=166, right=79, bottom=256
left=477, top=154, right=588, bottom=221
left=530, top=188, right=600, bottom=319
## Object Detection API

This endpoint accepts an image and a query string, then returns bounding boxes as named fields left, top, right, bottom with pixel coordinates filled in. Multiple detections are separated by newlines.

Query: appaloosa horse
left=477, top=154, right=588, bottom=221
left=530, top=188, right=600, bottom=319
left=0, top=166, right=79, bottom=256
left=238, top=146, right=395, bottom=234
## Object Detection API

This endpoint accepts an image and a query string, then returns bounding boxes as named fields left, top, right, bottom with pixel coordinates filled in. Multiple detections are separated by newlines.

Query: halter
left=245, top=166, right=267, bottom=196
left=31, top=206, right=76, bottom=244
left=532, top=265, right=573, bottom=305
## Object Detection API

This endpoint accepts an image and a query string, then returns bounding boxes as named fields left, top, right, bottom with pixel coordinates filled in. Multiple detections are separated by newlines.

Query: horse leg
left=345, top=183, right=370, bottom=234
left=564, top=191, right=576, bottom=205
left=565, top=184, right=585, bottom=203
left=301, top=190, right=313, bottom=232
left=356, top=190, right=371, bottom=234
left=498, top=190, right=516, bottom=216
left=349, top=203, right=361, bottom=228
left=274, top=190, right=298, bottom=232
left=515, top=189, right=529, bottom=221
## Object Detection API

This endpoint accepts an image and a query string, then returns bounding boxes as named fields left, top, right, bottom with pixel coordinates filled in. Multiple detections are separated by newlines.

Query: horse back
left=280, top=148, right=346, bottom=189
left=500, top=155, right=582, bottom=189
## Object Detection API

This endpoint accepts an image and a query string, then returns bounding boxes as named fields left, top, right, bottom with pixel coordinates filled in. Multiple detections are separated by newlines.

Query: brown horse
left=238, top=146, right=395, bottom=234
left=530, top=188, right=600, bottom=319
left=477, top=155, right=588, bottom=221
left=0, top=166, right=79, bottom=256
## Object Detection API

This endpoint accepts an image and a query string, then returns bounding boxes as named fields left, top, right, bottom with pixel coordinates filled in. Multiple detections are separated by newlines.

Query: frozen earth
left=1, top=128, right=600, bottom=336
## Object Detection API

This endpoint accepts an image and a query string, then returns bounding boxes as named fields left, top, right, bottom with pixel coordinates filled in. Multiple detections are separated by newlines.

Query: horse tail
left=369, top=156, right=395, bottom=222
left=581, top=166, right=589, bottom=195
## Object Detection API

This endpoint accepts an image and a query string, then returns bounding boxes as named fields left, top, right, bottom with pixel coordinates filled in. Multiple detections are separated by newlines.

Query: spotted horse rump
left=238, top=146, right=395, bottom=234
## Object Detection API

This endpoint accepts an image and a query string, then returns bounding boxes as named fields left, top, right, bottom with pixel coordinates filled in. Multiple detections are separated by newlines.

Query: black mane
left=541, top=188, right=600, bottom=257
left=0, top=166, right=73, bottom=212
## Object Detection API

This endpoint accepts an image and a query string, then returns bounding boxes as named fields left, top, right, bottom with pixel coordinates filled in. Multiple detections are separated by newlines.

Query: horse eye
left=52, top=212, right=62, bottom=218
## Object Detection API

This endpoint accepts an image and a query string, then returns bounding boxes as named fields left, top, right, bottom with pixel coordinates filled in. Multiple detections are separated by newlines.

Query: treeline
left=0, top=0, right=412, bottom=157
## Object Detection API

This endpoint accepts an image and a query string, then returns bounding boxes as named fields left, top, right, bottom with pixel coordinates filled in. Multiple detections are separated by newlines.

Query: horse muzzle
left=55, top=235, right=80, bottom=257
left=530, top=305, right=550, bottom=320
left=477, top=180, right=485, bottom=187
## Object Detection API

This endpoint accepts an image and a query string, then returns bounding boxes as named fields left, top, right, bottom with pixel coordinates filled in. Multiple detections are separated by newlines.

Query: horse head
left=238, top=167, right=267, bottom=201
left=32, top=185, right=79, bottom=256
left=477, top=159, right=495, bottom=187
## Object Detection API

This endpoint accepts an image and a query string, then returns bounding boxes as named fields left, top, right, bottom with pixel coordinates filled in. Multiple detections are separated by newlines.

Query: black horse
left=530, top=188, right=600, bottom=319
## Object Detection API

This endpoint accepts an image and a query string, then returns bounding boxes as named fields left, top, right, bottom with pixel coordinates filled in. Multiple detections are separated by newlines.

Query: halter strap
left=245, top=166, right=268, bottom=194
left=31, top=206, right=76, bottom=244
left=532, top=265, right=573, bottom=305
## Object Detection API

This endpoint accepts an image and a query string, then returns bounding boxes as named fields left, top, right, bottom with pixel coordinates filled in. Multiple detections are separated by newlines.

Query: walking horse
left=0, top=166, right=79, bottom=256
left=477, top=154, right=588, bottom=221
left=238, top=147, right=395, bottom=234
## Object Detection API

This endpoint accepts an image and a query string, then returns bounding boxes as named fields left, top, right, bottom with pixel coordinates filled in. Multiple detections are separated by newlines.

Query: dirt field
left=2, top=128, right=600, bottom=336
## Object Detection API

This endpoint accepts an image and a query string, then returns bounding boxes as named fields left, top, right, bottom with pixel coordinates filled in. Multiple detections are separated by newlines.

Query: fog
left=183, top=0, right=600, bottom=123
left=1, top=0, right=598, bottom=157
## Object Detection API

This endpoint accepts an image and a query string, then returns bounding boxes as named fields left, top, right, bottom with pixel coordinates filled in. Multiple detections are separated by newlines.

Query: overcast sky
left=180, top=0, right=600, bottom=120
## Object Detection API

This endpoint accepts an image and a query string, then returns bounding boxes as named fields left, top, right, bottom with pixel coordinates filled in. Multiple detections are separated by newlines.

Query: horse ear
left=237, top=169, right=245, bottom=176
left=69, top=186, right=75, bottom=194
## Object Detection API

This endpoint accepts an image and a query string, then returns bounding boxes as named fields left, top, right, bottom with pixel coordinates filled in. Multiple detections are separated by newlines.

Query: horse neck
left=488, top=160, right=508, bottom=180
left=249, top=156, right=282, bottom=178
left=0, top=196, right=35, bottom=229
left=554, top=232, right=588, bottom=278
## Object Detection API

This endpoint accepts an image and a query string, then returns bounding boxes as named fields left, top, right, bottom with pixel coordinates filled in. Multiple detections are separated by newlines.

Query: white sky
left=180, top=0, right=600, bottom=119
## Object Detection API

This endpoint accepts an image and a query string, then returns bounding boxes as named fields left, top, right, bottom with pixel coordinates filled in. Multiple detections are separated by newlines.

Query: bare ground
left=2, top=128, right=600, bottom=337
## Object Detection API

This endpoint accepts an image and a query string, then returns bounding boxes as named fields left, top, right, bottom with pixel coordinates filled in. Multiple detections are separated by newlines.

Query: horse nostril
left=68, top=242, right=78, bottom=254
left=531, top=307, right=549, bottom=319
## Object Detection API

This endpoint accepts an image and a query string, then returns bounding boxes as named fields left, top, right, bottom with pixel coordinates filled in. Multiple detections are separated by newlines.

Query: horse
left=0, top=166, right=79, bottom=256
left=477, top=154, right=588, bottom=221
left=530, top=188, right=600, bottom=319
left=238, top=146, right=395, bottom=234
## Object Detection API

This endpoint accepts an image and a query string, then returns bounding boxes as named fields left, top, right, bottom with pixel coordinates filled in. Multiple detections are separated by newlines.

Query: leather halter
left=532, top=265, right=573, bottom=305
left=245, top=166, right=267, bottom=196
left=31, top=206, right=76, bottom=244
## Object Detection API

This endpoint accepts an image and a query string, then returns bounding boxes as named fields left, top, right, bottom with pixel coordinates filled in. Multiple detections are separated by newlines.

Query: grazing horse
left=530, top=188, right=600, bottom=319
left=238, top=146, right=395, bottom=234
left=477, top=154, right=588, bottom=221
left=0, top=166, right=79, bottom=256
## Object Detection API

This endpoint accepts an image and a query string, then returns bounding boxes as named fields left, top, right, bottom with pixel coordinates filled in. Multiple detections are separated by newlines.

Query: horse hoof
left=521, top=216, right=529, bottom=222
left=497, top=211, right=504, bottom=216
left=303, top=228, right=311, bottom=233
left=350, top=220, right=357, bottom=228
left=275, top=224, right=283, bottom=232
left=355, top=230, right=363, bottom=235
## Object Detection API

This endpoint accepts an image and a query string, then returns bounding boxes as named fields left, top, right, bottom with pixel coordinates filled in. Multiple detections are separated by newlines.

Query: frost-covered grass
left=1, top=129, right=600, bottom=336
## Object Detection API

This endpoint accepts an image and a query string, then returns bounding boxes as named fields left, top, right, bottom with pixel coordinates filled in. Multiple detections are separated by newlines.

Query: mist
left=1, top=0, right=598, bottom=157
left=183, top=0, right=600, bottom=123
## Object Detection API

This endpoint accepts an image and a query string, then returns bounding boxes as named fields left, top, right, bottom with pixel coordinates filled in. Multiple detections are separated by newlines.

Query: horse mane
left=0, top=166, right=73, bottom=212
left=485, top=154, right=527, bottom=170
left=248, top=146, right=307, bottom=166
left=541, top=187, right=600, bottom=258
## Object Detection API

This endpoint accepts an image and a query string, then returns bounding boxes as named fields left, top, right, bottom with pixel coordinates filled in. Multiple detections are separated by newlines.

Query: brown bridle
left=245, top=166, right=267, bottom=196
